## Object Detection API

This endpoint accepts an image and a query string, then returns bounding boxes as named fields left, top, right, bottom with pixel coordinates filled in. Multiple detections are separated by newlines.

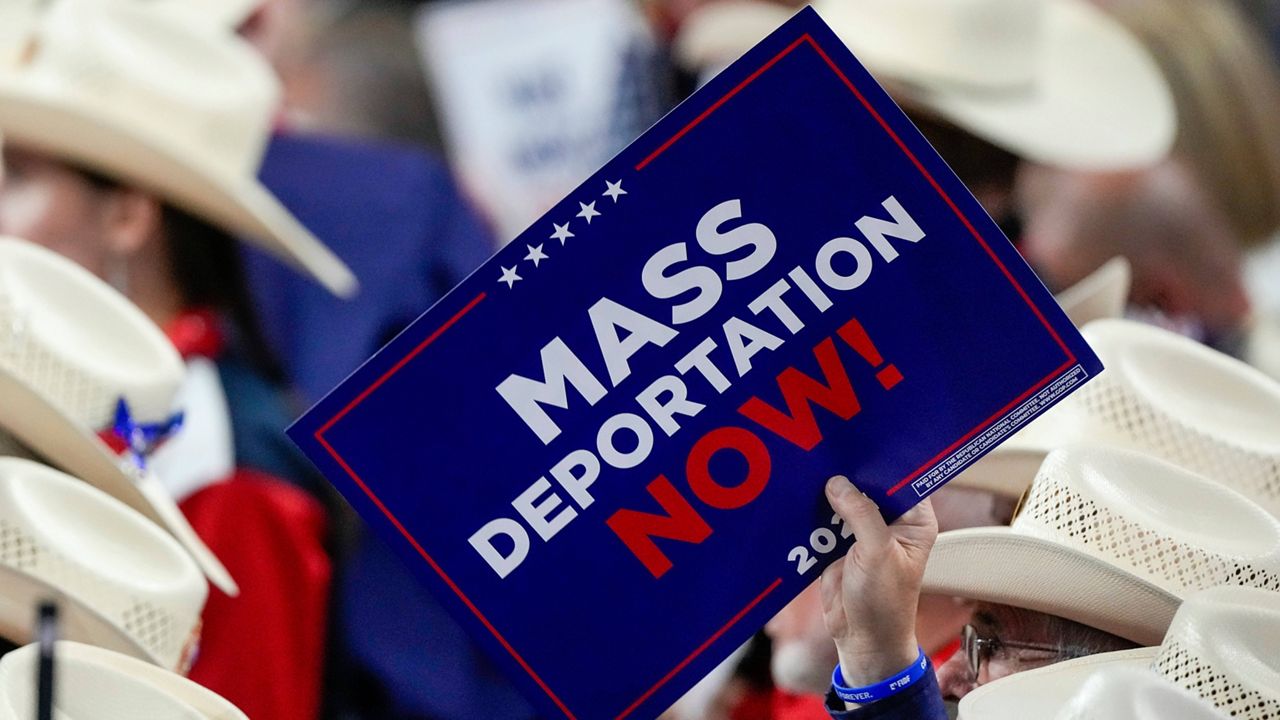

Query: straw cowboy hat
left=0, top=0, right=356, bottom=297
left=0, top=239, right=237, bottom=595
left=0, top=641, right=247, bottom=719
left=950, top=318, right=1280, bottom=504
left=959, top=585, right=1280, bottom=720
left=674, top=0, right=1174, bottom=170
left=922, top=445, right=1280, bottom=645
left=948, top=261, right=1132, bottom=497
left=1009, top=318, right=1280, bottom=513
left=0, top=459, right=206, bottom=672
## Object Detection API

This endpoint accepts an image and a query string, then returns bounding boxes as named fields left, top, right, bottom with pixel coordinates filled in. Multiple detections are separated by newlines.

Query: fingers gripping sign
left=820, top=476, right=937, bottom=704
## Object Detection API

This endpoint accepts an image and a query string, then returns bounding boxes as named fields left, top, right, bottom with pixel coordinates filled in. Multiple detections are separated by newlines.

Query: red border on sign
left=315, top=33, right=1077, bottom=720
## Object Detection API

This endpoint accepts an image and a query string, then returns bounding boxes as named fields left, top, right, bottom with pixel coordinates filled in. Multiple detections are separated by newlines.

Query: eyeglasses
left=960, top=624, right=1063, bottom=681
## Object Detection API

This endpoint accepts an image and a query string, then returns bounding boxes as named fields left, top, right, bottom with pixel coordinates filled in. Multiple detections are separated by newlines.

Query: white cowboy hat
left=948, top=261, right=1132, bottom=498
left=0, top=459, right=206, bottom=673
left=1053, top=667, right=1231, bottom=720
left=1006, top=318, right=1280, bottom=514
left=958, top=585, right=1280, bottom=720
left=1053, top=257, right=1132, bottom=329
left=0, top=640, right=247, bottom=718
left=0, top=0, right=39, bottom=69
left=812, top=0, right=1175, bottom=170
left=675, top=0, right=1175, bottom=170
left=159, top=0, right=263, bottom=30
left=965, top=665, right=1231, bottom=720
left=0, top=239, right=237, bottom=596
left=923, top=445, right=1280, bottom=645
left=944, top=445, right=1046, bottom=500
left=0, top=0, right=357, bottom=297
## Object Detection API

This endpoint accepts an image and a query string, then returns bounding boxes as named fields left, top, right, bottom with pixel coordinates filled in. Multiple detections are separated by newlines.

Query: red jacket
left=182, top=470, right=330, bottom=720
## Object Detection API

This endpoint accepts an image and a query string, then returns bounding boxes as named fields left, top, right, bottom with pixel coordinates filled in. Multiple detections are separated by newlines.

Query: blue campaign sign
left=290, top=7, right=1102, bottom=719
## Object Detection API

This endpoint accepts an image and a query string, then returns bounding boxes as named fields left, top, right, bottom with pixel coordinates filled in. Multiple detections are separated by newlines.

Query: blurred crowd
left=0, top=0, right=1277, bottom=718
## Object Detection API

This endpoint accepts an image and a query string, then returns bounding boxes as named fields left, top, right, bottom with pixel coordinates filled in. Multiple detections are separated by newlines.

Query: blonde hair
left=1100, top=0, right=1280, bottom=248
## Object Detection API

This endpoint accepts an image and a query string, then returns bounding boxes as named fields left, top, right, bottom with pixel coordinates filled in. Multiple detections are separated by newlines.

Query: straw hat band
left=19, top=3, right=272, bottom=179
left=1155, top=641, right=1280, bottom=718
left=0, top=516, right=200, bottom=672
left=1016, top=469, right=1280, bottom=595
left=1072, top=371, right=1280, bottom=511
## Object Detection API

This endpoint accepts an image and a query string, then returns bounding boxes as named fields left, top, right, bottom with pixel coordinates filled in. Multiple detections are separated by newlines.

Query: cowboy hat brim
left=922, top=527, right=1180, bottom=645
left=817, top=0, right=1175, bottom=170
left=957, top=648, right=1158, bottom=720
left=0, top=77, right=357, bottom=298
left=0, top=369, right=238, bottom=596
left=680, top=0, right=1174, bottom=170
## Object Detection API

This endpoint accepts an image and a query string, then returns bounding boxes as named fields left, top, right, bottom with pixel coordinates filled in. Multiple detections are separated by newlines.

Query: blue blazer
left=248, top=133, right=535, bottom=719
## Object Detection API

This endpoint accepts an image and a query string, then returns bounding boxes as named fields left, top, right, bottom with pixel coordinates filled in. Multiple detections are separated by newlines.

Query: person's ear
left=101, top=187, right=163, bottom=258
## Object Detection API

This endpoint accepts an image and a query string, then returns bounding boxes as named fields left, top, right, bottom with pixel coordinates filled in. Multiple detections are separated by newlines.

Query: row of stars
left=498, top=180, right=627, bottom=288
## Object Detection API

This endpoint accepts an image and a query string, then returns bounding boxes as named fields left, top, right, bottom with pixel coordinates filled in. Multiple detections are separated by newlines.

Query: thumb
left=826, top=475, right=889, bottom=553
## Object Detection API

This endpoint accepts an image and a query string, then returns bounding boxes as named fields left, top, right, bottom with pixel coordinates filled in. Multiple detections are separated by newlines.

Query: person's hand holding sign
left=820, top=475, right=938, bottom=710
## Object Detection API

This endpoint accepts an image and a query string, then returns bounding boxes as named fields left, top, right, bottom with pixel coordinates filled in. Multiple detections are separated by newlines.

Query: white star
left=603, top=180, right=627, bottom=202
left=577, top=201, right=601, bottom=224
left=524, top=244, right=548, bottom=267
left=550, top=222, right=574, bottom=244
left=498, top=265, right=522, bottom=289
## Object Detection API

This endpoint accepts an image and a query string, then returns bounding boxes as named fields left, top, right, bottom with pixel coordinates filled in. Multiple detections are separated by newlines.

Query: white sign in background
left=414, top=0, right=663, bottom=245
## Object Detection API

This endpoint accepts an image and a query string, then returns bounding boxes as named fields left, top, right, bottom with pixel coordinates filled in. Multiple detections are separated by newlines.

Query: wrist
left=834, top=638, right=919, bottom=687
left=831, top=645, right=928, bottom=708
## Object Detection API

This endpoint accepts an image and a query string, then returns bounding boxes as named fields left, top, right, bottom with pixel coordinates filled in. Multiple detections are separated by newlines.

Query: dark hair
left=162, top=206, right=284, bottom=383
left=903, top=107, right=1021, bottom=195
left=76, top=167, right=283, bottom=383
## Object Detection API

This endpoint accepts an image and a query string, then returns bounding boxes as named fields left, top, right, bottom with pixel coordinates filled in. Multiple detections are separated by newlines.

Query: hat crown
left=1100, top=321, right=1280, bottom=449
left=816, top=0, right=1043, bottom=89
left=0, top=239, right=184, bottom=431
left=18, top=0, right=278, bottom=181
left=1151, top=586, right=1280, bottom=719
left=0, top=459, right=204, bottom=671
left=1014, top=446, right=1280, bottom=597
left=1021, top=319, right=1280, bottom=515
left=0, top=642, right=248, bottom=719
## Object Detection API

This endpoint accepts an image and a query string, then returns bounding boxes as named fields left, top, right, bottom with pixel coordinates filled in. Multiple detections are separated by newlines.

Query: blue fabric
left=250, top=133, right=531, bottom=719
left=827, top=665, right=947, bottom=720
left=341, top=531, right=537, bottom=719
left=247, top=132, right=494, bottom=403
left=217, top=355, right=322, bottom=495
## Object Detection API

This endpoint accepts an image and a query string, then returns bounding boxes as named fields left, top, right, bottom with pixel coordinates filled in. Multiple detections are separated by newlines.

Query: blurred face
left=764, top=581, right=838, bottom=695
left=934, top=604, right=1077, bottom=701
left=0, top=147, right=113, bottom=275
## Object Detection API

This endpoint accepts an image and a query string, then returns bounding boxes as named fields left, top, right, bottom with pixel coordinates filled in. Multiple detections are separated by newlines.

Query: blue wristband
left=831, top=647, right=928, bottom=704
